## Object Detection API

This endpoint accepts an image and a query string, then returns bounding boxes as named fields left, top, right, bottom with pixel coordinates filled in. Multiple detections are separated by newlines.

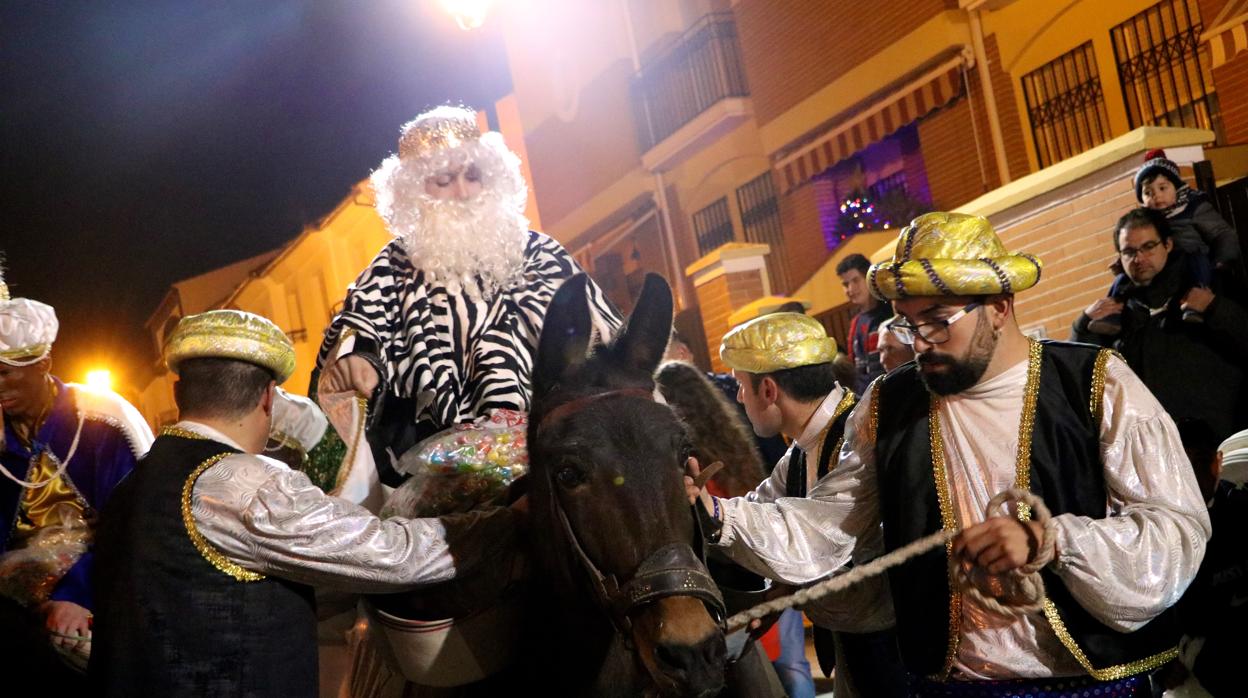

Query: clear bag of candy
left=382, top=410, right=528, bottom=518
left=0, top=503, right=91, bottom=607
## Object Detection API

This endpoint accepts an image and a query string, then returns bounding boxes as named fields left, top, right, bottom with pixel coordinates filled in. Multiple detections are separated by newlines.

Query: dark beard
left=917, top=311, right=995, bottom=396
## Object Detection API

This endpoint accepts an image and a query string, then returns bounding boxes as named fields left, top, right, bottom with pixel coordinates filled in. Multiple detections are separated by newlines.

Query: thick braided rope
left=724, top=488, right=1054, bottom=633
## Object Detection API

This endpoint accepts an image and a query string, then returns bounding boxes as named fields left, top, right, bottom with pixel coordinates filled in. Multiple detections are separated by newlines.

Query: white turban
left=1219, top=428, right=1248, bottom=485
left=270, top=387, right=329, bottom=453
left=0, top=296, right=58, bottom=366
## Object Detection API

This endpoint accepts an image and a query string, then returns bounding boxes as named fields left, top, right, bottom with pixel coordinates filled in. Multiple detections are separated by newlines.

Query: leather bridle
left=535, top=387, right=726, bottom=643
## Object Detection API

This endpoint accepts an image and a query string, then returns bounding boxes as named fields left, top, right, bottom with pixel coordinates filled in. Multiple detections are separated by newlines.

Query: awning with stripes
left=1205, top=12, right=1248, bottom=68
left=773, top=52, right=969, bottom=193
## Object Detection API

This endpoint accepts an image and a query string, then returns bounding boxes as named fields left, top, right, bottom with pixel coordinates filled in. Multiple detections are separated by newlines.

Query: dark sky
left=2, top=0, right=510, bottom=390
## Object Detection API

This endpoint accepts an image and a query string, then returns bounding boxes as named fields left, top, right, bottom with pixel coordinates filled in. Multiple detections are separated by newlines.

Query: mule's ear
left=615, top=273, right=673, bottom=375
left=533, top=274, right=593, bottom=400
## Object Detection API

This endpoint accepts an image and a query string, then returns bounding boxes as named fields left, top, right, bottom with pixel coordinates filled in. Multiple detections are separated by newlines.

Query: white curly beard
left=371, top=134, right=530, bottom=301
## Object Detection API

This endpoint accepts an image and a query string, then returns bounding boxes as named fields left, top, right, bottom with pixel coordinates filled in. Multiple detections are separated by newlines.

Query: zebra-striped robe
left=316, top=231, right=621, bottom=477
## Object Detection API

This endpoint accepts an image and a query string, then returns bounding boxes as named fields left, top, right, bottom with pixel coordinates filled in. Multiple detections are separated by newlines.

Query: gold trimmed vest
left=90, top=433, right=318, bottom=696
left=872, top=340, right=1177, bottom=680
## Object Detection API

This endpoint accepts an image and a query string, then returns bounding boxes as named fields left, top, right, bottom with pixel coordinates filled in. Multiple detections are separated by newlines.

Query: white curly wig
left=371, top=106, right=530, bottom=300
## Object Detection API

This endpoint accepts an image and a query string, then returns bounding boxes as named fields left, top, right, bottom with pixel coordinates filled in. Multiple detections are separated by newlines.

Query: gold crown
left=867, top=212, right=1042, bottom=300
left=397, top=107, right=482, bottom=160
left=164, top=310, right=296, bottom=383
left=720, top=312, right=837, bottom=374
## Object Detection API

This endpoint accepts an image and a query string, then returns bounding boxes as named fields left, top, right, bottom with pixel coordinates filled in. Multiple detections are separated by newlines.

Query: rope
left=0, top=410, right=86, bottom=490
left=724, top=488, right=1056, bottom=633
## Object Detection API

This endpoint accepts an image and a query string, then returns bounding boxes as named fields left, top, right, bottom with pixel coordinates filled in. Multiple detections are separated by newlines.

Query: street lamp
left=86, top=369, right=113, bottom=393
left=438, top=0, right=495, bottom=30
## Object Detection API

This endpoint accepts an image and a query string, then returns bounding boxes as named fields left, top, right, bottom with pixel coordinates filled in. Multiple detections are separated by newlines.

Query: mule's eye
left=556, top=466, right=586, bottom=489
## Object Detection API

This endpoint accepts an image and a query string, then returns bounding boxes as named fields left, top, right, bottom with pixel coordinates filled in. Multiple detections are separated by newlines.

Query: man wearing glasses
left=1074, top=207, right=1248, bottom=444
left=688, top=212, right=1209, bottom=697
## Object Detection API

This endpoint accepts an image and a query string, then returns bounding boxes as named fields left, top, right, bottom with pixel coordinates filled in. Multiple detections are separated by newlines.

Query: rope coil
left=725, top=488, right=1055, bottom=633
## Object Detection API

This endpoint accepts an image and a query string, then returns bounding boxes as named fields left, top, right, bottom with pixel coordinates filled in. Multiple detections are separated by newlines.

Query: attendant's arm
left=744, top=447, right=796, bottom=505
left=195, top=455, right=517, bottom=592
left=1049, top=357, right=1210, bottom=631
left=711, top=398, right=879, bottom=586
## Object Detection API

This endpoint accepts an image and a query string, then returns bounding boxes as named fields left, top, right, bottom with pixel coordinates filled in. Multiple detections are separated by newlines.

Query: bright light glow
left=86, top=370, right=113, bottom=393
left=438, top=0, right=495, bottom=30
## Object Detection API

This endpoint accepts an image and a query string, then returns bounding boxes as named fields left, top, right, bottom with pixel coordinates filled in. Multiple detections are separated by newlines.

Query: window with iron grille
left=1022, top=42, right=1113, bottom=168
left=736, top=172, right=792, bottom=294
left=868, top=172, right=908, bottom=200
left=1111, top=0, right=1222, bottom=141
left=692, top=198, right=735, bottom=257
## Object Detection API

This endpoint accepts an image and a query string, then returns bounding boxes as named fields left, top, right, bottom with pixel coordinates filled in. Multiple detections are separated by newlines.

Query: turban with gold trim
left=867, top=212, right=1042, bottom=300
left=720, top=313, right=837, bottom=374
left=0, top=268, right=58, bottom=367
left=164, top=310, right=296, bottom=384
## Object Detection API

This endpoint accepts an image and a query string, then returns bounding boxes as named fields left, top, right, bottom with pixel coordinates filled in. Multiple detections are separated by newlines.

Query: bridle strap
left=536, top=387, right=654, bottom=435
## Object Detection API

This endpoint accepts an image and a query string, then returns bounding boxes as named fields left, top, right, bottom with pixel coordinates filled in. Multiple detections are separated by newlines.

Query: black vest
left=786, top=391, right=856, bottom=498
left=90, top=434, right=318, bottom=697
left=874, top=340, right=1177, bottom=679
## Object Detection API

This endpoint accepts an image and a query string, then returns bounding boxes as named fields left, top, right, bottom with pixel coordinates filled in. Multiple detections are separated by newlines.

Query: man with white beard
left=316, top=106, right=621, bottom=484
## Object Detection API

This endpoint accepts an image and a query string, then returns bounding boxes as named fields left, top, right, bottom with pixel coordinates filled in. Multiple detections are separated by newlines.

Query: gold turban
left=720, top=313, right=837, bottom=374
left=164, top=310, right=296, bottom=383
left=867, top=212, right=1042, bottom=300
left=397, top=106, right=482, bottom=160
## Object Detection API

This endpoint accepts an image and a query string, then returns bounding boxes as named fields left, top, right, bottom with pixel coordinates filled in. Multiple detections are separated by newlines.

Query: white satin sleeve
left=1050, top=356, right=1211, bottom=631
left=744, top=446, right=796, bottom=505
left=192, top=454, right=517, bottom=592
left=715, top=395, right=880, bottom=586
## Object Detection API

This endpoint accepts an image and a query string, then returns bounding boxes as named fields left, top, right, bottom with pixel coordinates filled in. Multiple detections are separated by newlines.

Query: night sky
left=2, top=1, right=510, bottom=391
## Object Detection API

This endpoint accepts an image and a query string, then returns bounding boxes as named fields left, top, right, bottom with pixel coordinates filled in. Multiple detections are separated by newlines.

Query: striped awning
left=774, top=53, right=968, bottom=193
left=1205, top=13, right=1248, bottom=68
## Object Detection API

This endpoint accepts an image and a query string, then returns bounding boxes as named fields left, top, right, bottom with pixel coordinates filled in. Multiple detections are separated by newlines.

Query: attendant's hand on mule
left=952, top=517, right=1046, bottom=574
left=682, top=457, right=715, bottom=515
left=322, top=355, right=380, bottom=396
left=42, top=600, right=91, bottom=651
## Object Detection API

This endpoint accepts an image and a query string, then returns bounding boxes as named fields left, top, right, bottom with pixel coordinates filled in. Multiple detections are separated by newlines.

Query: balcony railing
left=633, top=13, right=749, bottom=152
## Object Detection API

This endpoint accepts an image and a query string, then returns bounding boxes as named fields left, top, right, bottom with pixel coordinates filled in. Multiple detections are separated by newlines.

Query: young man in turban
left=89, top=310, right=516, bottom=696
left=0, top=271, right=152, bottom=684
left=715, top=312, right=901, bottom=697
left=315, top=106, right=620, bottom=486
left=688, top=212, right=1210, bottom=696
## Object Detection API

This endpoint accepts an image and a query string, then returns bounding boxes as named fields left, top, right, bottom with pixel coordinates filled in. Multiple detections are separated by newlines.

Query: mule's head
left=528, top=273, right=726, bottom=698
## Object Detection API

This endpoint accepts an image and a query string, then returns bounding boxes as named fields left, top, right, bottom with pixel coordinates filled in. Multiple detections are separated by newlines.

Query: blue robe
left=0, top=377, right=149, bottom=609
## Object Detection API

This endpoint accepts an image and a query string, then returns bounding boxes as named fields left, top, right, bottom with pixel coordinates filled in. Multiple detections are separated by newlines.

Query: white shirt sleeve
left=192, top=453, right=517, bottom=592
left=1050, top=356, right=1211, bottom=631
left=745, top=446, right=796, bottom=504
left=716, top=395, right=881, bottom=586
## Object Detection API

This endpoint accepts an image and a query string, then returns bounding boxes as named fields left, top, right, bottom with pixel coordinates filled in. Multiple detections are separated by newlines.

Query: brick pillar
left=686, top=243, right=771, bottom=372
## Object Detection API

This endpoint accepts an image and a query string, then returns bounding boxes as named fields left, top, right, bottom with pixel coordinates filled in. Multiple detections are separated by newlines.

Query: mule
left=522, top=272, right=727, bottom=697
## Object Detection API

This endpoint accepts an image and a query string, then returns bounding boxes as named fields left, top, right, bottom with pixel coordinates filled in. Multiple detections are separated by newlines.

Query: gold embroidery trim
left=1089, top=348, right=1114, bottom=426
left=928, top=339, right=1043, bottom=678
left=1041, top=601, right=1178, bottom=680
left=181, top=453, right=265, bottom=583
left=927, top=392, right=963, bottom=680
left=330, top=396, right=369, bottom=496
left=161, top=425, right=209, bottom=441
left=818, top=390, right=858, bottom=474
left=867, top=381, right=881, bottom=444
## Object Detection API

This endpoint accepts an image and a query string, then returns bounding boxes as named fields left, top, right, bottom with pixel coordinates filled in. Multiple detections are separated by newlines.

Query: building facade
left=492, top=0, right=1248, bottom=368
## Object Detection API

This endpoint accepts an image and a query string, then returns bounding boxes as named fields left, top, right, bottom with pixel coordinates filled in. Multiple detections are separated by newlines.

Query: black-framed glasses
left=1119, top=239, right=1163, bottom=260
left=890, top=302, right=982, bottom=346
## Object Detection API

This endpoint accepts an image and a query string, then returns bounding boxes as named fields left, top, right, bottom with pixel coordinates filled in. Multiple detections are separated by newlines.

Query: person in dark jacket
left=1073, top=208, right=1248, bottom=441
left=1088, top=149, right=1242, bottom=332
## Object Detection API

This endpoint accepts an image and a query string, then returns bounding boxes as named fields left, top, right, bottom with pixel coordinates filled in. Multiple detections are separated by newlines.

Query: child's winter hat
left=1134, top=149, right=1185, bottom=202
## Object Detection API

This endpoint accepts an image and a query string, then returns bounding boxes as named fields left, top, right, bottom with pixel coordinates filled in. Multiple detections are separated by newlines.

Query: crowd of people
left=1, top=106, right=1246, bottom=697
